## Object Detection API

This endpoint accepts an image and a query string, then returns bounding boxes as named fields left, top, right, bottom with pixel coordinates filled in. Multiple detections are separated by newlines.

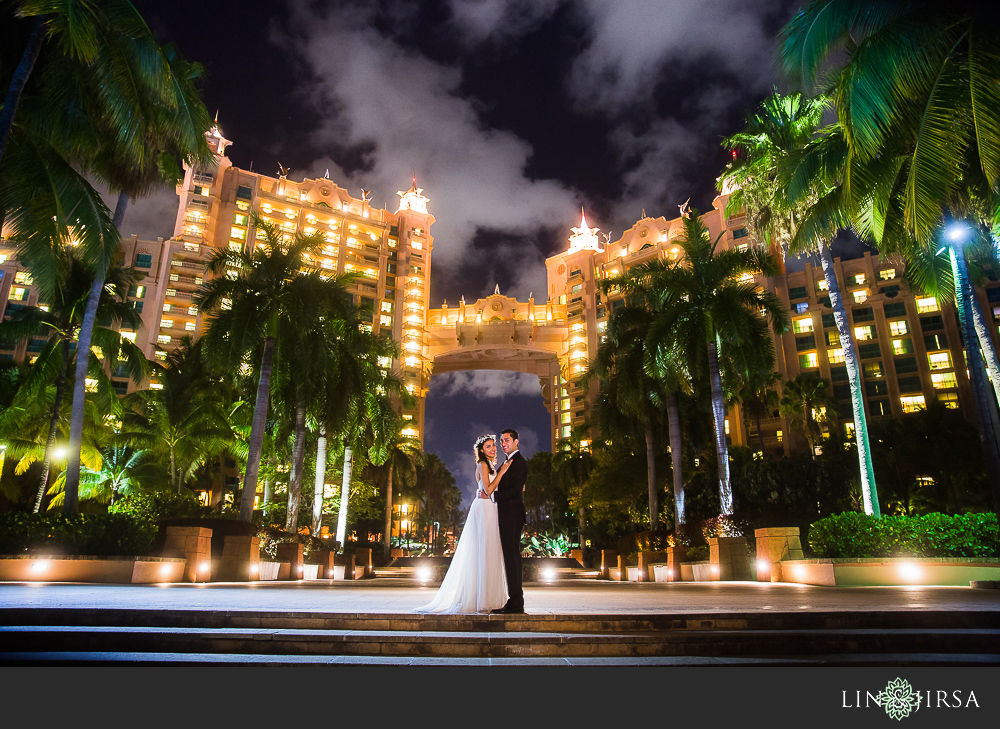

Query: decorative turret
left=568, top=208, right=603, bottom=253
left=396, top=178, right=430, bottom=214
left=206, top=111, right=232, bottom=157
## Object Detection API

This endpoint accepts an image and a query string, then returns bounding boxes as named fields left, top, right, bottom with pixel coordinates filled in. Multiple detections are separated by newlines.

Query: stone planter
left=257, top=561, right=281, bottom=580
left=0, top=555, right=186, bottom=584
left=780, top=557, right=1000, bottom=586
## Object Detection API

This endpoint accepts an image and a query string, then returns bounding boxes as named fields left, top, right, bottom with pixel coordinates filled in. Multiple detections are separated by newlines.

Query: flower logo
left=878, top=678, right=921, bottom=720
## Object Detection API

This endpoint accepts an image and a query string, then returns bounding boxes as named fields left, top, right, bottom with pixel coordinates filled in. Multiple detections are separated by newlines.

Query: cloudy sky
left=131, top=0, right=801, bottom=503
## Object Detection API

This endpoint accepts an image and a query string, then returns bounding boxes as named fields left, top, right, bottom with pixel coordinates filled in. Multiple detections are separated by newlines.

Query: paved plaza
left=2, top=578, right=997, bottom=615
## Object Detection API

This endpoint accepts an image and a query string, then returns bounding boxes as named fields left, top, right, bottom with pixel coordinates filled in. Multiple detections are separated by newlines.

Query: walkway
left=2, top=578, right=997, bottom=614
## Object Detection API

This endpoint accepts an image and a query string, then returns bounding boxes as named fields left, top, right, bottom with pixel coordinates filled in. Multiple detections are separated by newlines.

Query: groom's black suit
left=493, top=450, right=527, bottom=611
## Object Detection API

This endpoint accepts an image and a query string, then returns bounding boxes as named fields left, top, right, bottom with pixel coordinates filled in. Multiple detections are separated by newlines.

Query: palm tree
left=196, top=216, right=352, bottom=522
left=635, top=214, right=789, bottom=516
left=780, top=0, right=1000, bottom=509
left=376, top=425, right=421, bottom=559
left=59, top=43, right=212, bottom=512
left=122, top=338, right=232, bottom=493
left=588, top=288, right=686, bottom=530
left=552, top=425, right=595, bottom=548
left=719, top=91, right=882, bottom=516
left=0, top=252, right=146, bottom=511
left=779, top=373, right=838, bottom=459
left=731, top=368, right=781, bottom=456
left=45, top=445, right=155, bottom=509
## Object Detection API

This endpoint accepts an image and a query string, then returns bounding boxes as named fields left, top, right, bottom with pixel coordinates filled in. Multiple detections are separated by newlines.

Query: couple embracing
left=415, top=429, right=527, bottom=615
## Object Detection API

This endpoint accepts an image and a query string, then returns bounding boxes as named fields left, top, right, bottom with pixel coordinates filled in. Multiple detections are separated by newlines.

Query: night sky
left=124, top=0, right=820, bottom=504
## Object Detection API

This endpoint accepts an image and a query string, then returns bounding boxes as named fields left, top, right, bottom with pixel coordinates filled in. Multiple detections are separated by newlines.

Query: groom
left=481, top=428, right=527, bottom=613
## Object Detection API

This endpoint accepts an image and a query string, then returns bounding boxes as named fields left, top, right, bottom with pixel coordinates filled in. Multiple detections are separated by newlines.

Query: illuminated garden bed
left=778, top=557, right=1000, bottom=586
left=0, top=555, right=186, bottom=584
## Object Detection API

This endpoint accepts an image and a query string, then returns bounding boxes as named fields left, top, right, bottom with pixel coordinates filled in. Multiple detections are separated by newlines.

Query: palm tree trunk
left=170, top=445, right=178, bottom=493
left=819, top=244, right=880, bottom=516
left=707, top=336, right=733, bottom=515
left=312, top=427, right=327, bottom=536
left=643, top=418, right=658, bottom=530
left=33, top=339, right=70, bottom=512
left=62, top=192, right=128, bottom=514
left=577, top=463, right=585, bottom=548
left=335, top=445, right=353, bottom=545
left=0, top=16, right=45, bottom=168
left=383, top=460, right=393, bottom=560
left=666, top=390, right=685, bottom=527
left=969, top=295, right=1000, bottom=454
left=285, top=402, right=307, bottom=533
left=238, top=336, right=275, bottom=522
left=949, top=244, right=1000, bottom=511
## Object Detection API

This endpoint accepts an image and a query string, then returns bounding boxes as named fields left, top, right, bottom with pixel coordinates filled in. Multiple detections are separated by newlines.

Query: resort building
left=3, top=121, right=998, bottom=460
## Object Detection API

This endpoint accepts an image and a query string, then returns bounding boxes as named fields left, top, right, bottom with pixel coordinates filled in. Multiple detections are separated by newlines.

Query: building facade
left=540, top=194, right=1000, bottom=456
left=4, top=126, right=999, bottom=459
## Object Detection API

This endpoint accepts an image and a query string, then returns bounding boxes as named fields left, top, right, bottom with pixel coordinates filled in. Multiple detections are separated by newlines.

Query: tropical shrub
left=808, top=512, right=1000, bottom=559
left=524, top=532, right=572, bottom=558
left=0, top=512, right=158, bottom=556
left=110, top=490, right=204, bottom=521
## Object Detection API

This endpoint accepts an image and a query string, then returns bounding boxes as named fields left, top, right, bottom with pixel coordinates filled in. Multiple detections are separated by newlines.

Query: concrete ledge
left=781, top=558, right=1000, bottom=586
left=0, top=555, right=186, bottom=584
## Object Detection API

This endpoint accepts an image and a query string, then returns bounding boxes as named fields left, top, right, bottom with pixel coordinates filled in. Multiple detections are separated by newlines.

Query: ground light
left=541, top=567, right=557, bottom=582
left=416, top=565, right=433, bottom=582
left=30, top=560, right=49, bottom=574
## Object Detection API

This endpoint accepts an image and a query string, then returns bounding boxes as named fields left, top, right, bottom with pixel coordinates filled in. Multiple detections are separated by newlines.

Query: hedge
left=808, top=512, right=1000, bottom=559
left=0, top=512, right=159, bottom=556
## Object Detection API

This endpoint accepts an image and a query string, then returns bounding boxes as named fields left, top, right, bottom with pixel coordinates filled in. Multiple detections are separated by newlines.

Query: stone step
left=3, top=651, right=999, bottom=667
left=1, top=625, right=997, bottom=659
left=1, top=607, right=997, bottom=633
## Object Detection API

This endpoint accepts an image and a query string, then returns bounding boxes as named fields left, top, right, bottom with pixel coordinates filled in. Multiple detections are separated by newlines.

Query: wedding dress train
left=414, top=473, right=508, bottom=614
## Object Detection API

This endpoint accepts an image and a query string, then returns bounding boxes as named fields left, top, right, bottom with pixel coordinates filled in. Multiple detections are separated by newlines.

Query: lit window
left=892, top=338, right=914, bottom=355
left=166, top=288, right=176, bottom=296
left=900, top=395, right=926, bottom=413
left=160, top=319, right=174, bottom=329
left=844, top=422, right=856, bottom=439
left=793, top=317, right=814, bottom=333
left=916, top=297, right=939, bottom=313
left=852, top=289, right=868, bottom=303
left=561, top=412, right=571, bottom=424
left=853, top=273, right=866, bottom=286
left=120, top=330, right=136, bottom=343
left=928, top=352, right=953, bottom=370
left=931, top=372, right=957, bottom=389
left=380, top=315, right=392, bottom=327
left=187, top=306, right=198, bottom=315
left=14, top=271, right=33, bottom=284
left=380, top=301, right=393, bottom=313
left=776, top=430, right=783, bottom=442
left=879, top=268, right=896, bottom=280
left=828, top=348, right=845, bottom=363
left=798, top=352, right=819, bottom=369
left=854, top=325, right=876, bottom=341
left=236, top=200, right=250, bottom=211
left=889, top=320, right=908, bottom=336
left=170, top=273, right=179, bottom=282
left=816, top=279, right=829, bottom=291
left=10, top=286, right=29, bottom=300
left=154, top=350, right=167, bottom=361
left=724, top=419, right=730, bottom=435
left=157, top=334, right=171, bottom=345
left=185, top=321, right=196, bottom=331
left=938, top=392, right=959, bottom=409
left=229, top=242, right=242, bottom=251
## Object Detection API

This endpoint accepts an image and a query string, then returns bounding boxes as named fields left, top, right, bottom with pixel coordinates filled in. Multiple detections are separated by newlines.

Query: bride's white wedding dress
left=414, top=470, right=508, bottom=614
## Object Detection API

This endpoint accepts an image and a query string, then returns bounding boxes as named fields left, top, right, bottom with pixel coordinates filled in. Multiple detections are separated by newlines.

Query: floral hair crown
left=474, top=433, right=497, bottom=452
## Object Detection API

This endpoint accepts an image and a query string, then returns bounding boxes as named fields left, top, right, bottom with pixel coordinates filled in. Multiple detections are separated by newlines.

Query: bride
left=414, top=433, right=510, bottom=614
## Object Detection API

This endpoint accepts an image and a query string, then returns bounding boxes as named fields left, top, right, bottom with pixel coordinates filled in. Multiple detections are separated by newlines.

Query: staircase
left=1, top=608, right=997, bottom=665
